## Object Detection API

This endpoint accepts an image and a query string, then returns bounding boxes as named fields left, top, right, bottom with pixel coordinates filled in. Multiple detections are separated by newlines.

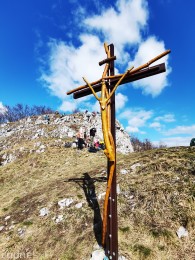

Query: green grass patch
left=119, top=226, right=130, bottom=233
left=2, top=207, right=9, bottom=212
left=150, top=228, right=173, bottom=239
left=23, top=220, right=33, bottom=226
left=133, top=244, right=152, bottom=258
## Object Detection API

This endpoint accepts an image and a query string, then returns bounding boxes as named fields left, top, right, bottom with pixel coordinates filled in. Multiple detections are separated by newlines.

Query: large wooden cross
left=67, top=43, right=170, bottom=259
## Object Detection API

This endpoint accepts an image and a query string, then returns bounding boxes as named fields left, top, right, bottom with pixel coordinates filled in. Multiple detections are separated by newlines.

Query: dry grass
left=117, top=147, right=195, bottom=260
left=0, top=131, right=195, bottom=259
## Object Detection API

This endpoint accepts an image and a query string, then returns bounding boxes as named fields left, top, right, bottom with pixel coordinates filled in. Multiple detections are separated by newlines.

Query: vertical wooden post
left=105, top=44, right=118, bottom=259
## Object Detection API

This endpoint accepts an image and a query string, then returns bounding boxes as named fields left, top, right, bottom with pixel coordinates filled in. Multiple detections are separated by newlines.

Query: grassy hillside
left=0, top=133, right=195, bottom=259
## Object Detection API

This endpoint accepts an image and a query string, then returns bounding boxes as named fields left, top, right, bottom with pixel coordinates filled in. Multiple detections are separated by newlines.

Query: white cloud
left=154, top=113, right=175, bottom=122
left=0, top=102, right=7, bottom=115
left=91, top=100, right=100, bottom=112
left=40, top=0, right=171, bottom=112
left=116, top=92, right=128, bottom=110
left=153, top=136, right=191, bottom=147
left=120, top=108, right=153, bottom=134
left=130, top=36, right=171, bottom=96
left=149, top=121, right=162, bottom=131
left=120, top=108, right=153, bottom=126
left=59, top=100, right=77, bottom=112
left=126, top=125, right=140, bottom=133
left=84, top=0, right=148, bottom=51
left=164, top=125, right=195, bottom=136
left=40, top=35, right=106, bottom=111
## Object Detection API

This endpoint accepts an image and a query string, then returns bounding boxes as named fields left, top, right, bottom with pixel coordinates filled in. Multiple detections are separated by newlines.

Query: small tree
left=131, top=135, right=155, bottom=152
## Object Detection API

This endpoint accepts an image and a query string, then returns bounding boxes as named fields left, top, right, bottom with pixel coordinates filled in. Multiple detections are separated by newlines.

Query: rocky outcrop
left=0, top=112, right=133, bottom=165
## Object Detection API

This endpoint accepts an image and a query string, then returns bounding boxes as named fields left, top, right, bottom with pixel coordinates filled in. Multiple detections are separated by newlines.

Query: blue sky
left=0, top=0, right=195, bottom=147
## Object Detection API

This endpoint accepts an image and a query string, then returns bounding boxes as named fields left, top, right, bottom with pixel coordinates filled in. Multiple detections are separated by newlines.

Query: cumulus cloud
left=154, top=113, right=175, bottom=122
left=59, top=100, right=77, bottom=113
left=149, top=121, right=162, bottom=131
left=149, top=113, right=175, bottom=131
left=0, top=102, right=7, bottom=115
left=92, top=100, right=100, bottom=112
left=40, top=0, right=171, bottom=112
left=130, top=36, right=171, bottom=96
left=115, top=93, right=128, bottom=110
left=153, top=136, right=191, bottom=147
left=41, top=35, right=104, bottom=99
left=84, top=0, right=148, bottom=51
left=164, top=125, right=195, bottom=136
left=119, top=108, right=153, bottom=133
left=126, top=125, right=140, bottom=133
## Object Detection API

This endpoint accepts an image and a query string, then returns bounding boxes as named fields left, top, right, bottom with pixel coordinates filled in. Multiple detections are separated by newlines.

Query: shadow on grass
left=66, top=173, right=107, bottom=246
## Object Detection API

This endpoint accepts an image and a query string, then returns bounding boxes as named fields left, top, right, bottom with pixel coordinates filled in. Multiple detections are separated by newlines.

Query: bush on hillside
left=0, top=103, right=54, bottom=123
left=190, top=138, right=195, bottom=147
left=131, top=135, right=167, bottom=152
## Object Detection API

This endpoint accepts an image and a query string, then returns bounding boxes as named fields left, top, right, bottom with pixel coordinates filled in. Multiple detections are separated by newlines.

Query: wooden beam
left=73, top=63, right=166, bottom=99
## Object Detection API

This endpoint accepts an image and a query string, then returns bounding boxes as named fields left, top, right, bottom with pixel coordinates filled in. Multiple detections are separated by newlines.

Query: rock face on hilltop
left=0, top=112, right=133, bottom=165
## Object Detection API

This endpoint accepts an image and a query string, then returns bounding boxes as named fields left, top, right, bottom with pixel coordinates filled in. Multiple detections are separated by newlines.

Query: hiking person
left=94, top=139, right=101, bottom=151
left=44, top=114, right=50, bottom=124
left=85, top=110, right=91, bottom=122
left=90, top=127, right=96, bottom=147
left=77, top=131, right=86, bottom=150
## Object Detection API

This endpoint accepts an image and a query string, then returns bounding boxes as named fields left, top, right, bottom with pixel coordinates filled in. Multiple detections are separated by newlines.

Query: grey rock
left=90, top=249, right=106, bottom=260
left=4, top=215, right=11, bottom=221
left=39, top=207, right=49, bottom=217
left=130, top=163, right=141, bottom=171
left=176, top=226, right=188, bottom=238
left=18, top=228, right=25, bottom=236
left=120, top=169, right=128, bottom=175
left=0, top=226, right=5, bottom=231
left=58, top=198, right=73, bottom=209
left=75, top=202, right=83, bottom=209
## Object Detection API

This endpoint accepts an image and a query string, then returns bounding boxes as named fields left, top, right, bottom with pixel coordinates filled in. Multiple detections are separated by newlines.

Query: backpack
left=88, top=146, right=97, bottom=153
left=64, top=142, right=72, bottom=148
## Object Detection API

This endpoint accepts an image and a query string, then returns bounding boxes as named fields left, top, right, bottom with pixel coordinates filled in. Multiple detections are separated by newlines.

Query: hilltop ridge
left=0, top=114, right=195, bottom=259
left=0, top=112, right=133, bottom=166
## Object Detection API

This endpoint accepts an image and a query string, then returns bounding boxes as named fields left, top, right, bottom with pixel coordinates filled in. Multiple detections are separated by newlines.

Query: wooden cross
left=67, top=43, right=170, bottom=259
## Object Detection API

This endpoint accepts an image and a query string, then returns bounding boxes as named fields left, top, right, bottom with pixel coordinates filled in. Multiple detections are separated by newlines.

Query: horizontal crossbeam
left=73, top=63, right=166, bottom=99
left=99, top=56, right=116, bottom=66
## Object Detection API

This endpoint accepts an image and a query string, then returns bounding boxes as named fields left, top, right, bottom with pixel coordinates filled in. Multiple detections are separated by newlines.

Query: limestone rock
left=0, top=226, right=5, bottom=231
left=176, top=226, right=188, bottom=238
left=120, top=169, right=128, bottom=175
left=58, top=198, right=73, bottom=209
left=75, top=202, right=83, bottom=209
left=55, top=215, right=64, bottom=223
left=90, top=248, right=106, bottom=260
left=0, top=112, right=134, bottom=166
left=39, top=207, right=49, bottom=217
left=130, top=163, right=141, bottom=171
left=4, top=215, right=11, bottom=221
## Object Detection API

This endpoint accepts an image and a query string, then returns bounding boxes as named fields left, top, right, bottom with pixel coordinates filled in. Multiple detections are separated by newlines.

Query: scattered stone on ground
left=90, top=248, right=106, bottom=260
left=58, top=198, right=73, bottom=209
left=39, top=207, right=49, bottom=217
left=120, top=169, right=128, bottom=175
left=176, top=226, right=188, bottom=238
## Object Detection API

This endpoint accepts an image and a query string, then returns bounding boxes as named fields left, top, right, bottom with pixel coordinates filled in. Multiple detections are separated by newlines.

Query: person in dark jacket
left=90, top=127, right=96, bottom=147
